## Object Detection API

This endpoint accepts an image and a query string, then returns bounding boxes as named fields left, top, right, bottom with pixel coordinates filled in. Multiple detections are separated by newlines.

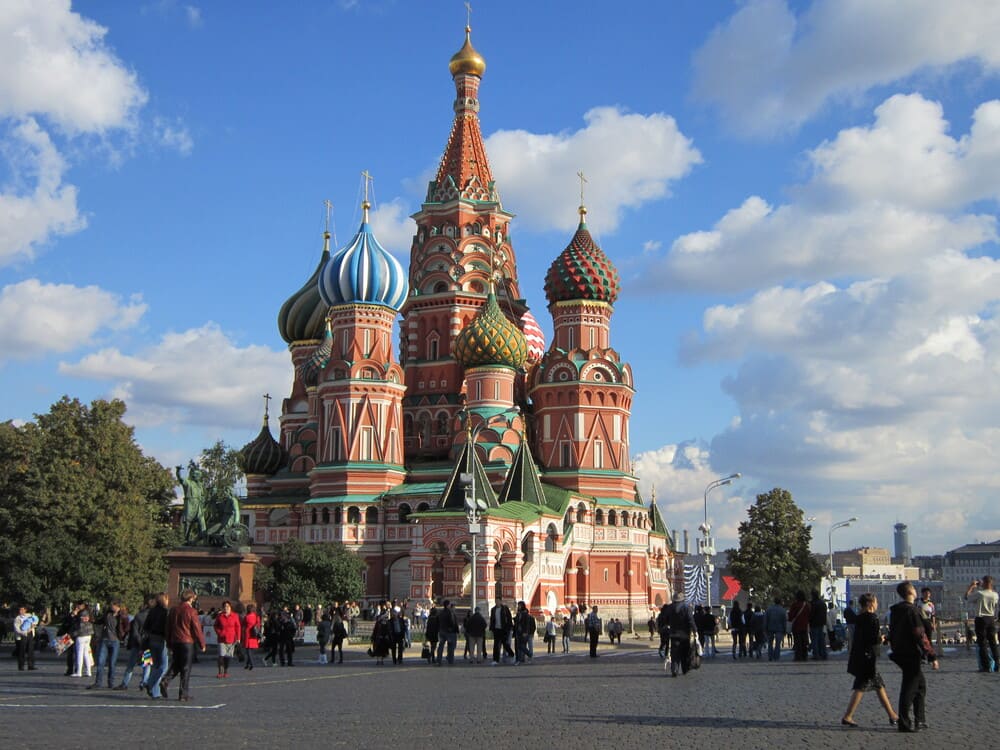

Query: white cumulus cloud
left=369, top=198, right=415, bottom=255
left=486, top=106, right=701, bottom=233
left=59, top=323, right=292, bottom=430
left=693, top=0, right=1000, bottom=136
left=0, top=278, right=146, bottom=363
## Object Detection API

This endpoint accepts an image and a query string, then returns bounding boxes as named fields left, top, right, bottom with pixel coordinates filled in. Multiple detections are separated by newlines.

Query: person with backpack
left=513, top=601, right=535, bottom=664
left=330, top=609, right=348, bottom=664
left=788, top=591, right=811, bottom=662
left=117, top=594, right=155, bottom=690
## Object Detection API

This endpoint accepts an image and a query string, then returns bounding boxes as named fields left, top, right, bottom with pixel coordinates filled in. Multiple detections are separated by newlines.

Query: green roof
left=496, top=440, right=546, bottom=507
left=540, top=484, right=578, bottom=514
left=304, top=495, right=378, bottom=505
left=487, top=501, right=552, bottom=523
left=593, top=496, right=645, bottom=507
left=438, top=439, right=498, bottom=510
left=384, top=482, right=447, bottom=496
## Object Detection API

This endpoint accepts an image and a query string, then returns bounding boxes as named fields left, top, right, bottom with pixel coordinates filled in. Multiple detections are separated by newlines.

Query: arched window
left=347, top=506, right=361, bottom=524
left=333, top=507, right=343, bottom=524
left=595, top=509, right=605, bottom=525
left=398, top=503, right=411, bottom=524
left=417, top=502, right=430, bottom=513
left=576, top=503, right=587, bottom=524
left=365, top=506, right=378, bottom=525
left=521, top=532, right=534, bottom=563
left=321, top=508, right=329, bottom=524
left=435, top=412, right=449, bottom=435
left=621, top=512, right=629, bottom=527
left=310, top=509, right=317, bottom=525
left=608, top=510, right=617, bottom=526
left=545, top=524, right=558, bottom=552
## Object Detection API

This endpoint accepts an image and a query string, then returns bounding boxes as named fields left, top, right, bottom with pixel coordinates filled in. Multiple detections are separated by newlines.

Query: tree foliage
left=0, top=397, right=176, bottom=612
left=727, top=487, right=825, bottom=602
left=261, top=539, right=364, bottom=606
left=194, top=440, right=244, bottom=500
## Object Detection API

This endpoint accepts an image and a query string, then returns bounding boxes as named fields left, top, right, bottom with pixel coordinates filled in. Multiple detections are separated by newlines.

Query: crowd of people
left=8, top=575, right=994, bottom=731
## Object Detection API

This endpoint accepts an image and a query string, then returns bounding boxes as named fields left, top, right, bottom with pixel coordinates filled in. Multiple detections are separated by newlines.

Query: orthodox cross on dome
left=262, top=392, right=272, bottom=423
left=323, top=199, right=332, bottom=233
left=361, top=170, right=373, bottom=222
left=577, top=170, right=588, bottom=219
left=465, top=1, right=472, bottom=28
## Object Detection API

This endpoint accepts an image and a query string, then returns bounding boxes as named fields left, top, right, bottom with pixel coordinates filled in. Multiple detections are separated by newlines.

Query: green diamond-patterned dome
left=454, top=292, right=528, bottom=369
left=544, top=212, right=620, bottom=305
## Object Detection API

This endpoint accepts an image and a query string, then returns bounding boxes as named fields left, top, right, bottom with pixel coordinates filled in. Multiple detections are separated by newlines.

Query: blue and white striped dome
left=318, top=207, right=409, bottom=310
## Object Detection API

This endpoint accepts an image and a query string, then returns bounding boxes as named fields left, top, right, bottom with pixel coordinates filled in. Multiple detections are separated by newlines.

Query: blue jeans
left=436, top=632, right=457, bottom=664
left=120, top=645, right=151, bottom=687
left=767, top=631, right=783, bottom=661
left=810, top=625, right=827, bottom=660
left=94, top=638, right=120, bottom=687
left=146, top=639, right=170, bottom=697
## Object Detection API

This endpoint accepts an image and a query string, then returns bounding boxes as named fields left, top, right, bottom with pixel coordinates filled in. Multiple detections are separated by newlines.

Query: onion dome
left=296, top=318, right=333, bottom=387
left=278, top=232, right=332, bottom=345
left=449, top=26, right=486, bottom=78
left=318, top=202, right=409, bottom=310
left=544, top=206, right=621, bottom=305
left=240, top=415, right=286, bottom=476
left=454, top=291, right=528, bottom=369
left=519, top=309, right=545, bottom=365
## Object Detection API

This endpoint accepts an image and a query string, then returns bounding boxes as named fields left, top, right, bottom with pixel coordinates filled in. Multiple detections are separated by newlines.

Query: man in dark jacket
left=808, top=591, right=828, bottom=660
left=889, top=581, right=939, bottom=733
left=436, top=600, right=459, bottom=665
left=665, top=593, right=697, bottom=677
left=489, top=597, right=514, bottom=664
left=465, top=606, right=487, bottom=663
left=144, top=593, right=170, bottom=699
left=161, top=589, right=206, bottom=701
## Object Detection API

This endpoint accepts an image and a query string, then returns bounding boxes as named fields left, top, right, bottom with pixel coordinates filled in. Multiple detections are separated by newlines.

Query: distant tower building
left=894, top=522, right=911, bottom=565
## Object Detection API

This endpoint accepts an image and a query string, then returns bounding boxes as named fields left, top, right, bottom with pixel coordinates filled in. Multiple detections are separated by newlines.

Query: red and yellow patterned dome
left=454, top=292, right=527, bottom=369
left=544, top=208, right=620, bottom=306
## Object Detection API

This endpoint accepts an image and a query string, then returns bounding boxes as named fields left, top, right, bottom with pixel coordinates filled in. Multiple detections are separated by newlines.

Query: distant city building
left=893, top=522, right=912, bottom=565
left=911, top=554, right=943, bottom=580
left=943, top=541, right=1000, bottom=586
left=832, top=546, right=917, bottom=581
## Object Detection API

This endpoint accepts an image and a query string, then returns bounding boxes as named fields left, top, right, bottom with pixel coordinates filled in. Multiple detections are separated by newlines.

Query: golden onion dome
left=449, top=26, right=486, bottom=78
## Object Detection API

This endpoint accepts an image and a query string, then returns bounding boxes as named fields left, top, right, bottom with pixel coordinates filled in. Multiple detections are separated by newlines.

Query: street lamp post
left=701, top=473, right=741, bottom=608
left=828, top=517, right=858, bottom=578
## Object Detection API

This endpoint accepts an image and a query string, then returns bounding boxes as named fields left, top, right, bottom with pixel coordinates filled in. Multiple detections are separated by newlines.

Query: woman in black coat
left=841, top=593, right=900, bottom=727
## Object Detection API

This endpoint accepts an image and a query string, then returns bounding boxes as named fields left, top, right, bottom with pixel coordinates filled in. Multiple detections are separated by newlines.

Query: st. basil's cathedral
left=239, top=25, right=679, bottom=620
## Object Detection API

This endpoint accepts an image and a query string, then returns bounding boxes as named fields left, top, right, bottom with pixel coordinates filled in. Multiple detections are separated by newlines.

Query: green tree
left=194, top=440, right=245, bottom=500
left=0, top=397, right=176, bottom=612
left=261, top=539, right=364, bottom=606
left=727, top=487, right=825, bottom=602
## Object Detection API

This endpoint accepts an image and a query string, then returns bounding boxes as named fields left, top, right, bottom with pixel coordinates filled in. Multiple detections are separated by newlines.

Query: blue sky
left=3, top=0, right=1000, bottom=556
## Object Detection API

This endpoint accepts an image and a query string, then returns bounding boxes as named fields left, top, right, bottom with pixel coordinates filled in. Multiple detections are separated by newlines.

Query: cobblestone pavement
left=2, top=638, right=996, bottom=748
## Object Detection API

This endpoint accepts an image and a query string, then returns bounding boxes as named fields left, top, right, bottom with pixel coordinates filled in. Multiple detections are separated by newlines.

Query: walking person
left=965, top=576, right=999, bottom=672
left=316, top=612, right=332, bottom=664
left=514, top=601, right=535, bottom=664
left=889, top=581, right=939, bottom=733
left=143, top=593, right=170, bottom=698
left=72, top=609, right=95, bottom=678
left=330, top=609, right=347, bottom=664
left=425, top=602, right=440, bottom=664
left=840, top=594, right=900, bottom=728
left=665, top=592, right=697, bottom=677
left=161, top=589, right=206, bottom=701
left=788, top=591, right=811, bottom=662
left=242, top=602, right=261, bottom=670
left=561, top=615, right=573, bottom=653
left=213, top=600, right=241, bottom=678
left=729, top=601, right=744, bottom=659
left=117, top=594, right=155, bottom=690
left=586, top=606, right=602, bottom=658
left=436, top=600, right=459, bottom=665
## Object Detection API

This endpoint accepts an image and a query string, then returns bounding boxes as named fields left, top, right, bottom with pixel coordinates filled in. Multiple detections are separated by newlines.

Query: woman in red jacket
left=242, top=603, right=261, bottom=671
left=213, top=600, right=241, bottom=678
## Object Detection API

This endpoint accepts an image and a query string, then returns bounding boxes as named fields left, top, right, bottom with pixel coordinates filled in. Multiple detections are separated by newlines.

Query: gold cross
left=465, top=2, right=472, bottom=28
left=577, top=170, right=588, bottom=205
left=262, top=392, right=272, bottom=419
left=361, top=170, right=373, bottom=204
left=323, top=199, right=332, bottom=233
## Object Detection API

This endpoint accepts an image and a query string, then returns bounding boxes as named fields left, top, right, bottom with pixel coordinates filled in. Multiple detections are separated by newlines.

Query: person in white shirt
left=966, top=576, right=1000, bottom=671
left=13, top=605, right=38, bottom=671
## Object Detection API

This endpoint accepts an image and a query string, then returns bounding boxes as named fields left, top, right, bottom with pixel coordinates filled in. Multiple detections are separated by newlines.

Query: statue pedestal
left=165, top=548, right=259, bottom=612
